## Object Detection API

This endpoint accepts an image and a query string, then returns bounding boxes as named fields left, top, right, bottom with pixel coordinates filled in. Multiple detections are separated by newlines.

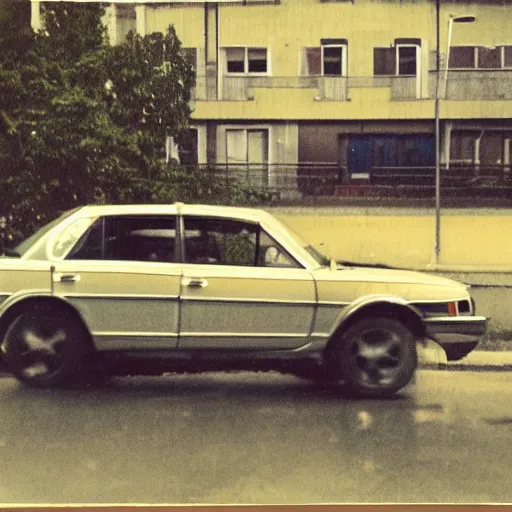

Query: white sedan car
left=0, top=204, right=487, bottom=397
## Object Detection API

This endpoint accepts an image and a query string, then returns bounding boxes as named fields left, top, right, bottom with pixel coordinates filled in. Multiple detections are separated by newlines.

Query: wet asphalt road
left=0, top=370, right=511, bottom=505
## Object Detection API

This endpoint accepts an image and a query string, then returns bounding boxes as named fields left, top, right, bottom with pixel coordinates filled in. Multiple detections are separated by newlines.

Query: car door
left=50, top=214, right=182, bottom=352
left=178, top=215, right=316, bottom=350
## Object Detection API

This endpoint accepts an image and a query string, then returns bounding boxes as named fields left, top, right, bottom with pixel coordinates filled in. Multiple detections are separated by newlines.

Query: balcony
left=436, top=70, right=512, bottom=101
left=193, top=75, right=419, bottom=101
left=192, top=71, right=512, bottom=102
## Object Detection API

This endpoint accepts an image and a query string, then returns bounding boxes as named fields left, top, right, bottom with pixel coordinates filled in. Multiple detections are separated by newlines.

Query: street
left=0, top=370, right=511, bottom=505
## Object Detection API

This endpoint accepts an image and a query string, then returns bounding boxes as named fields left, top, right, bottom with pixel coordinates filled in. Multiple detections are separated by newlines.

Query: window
left=52, top=218, right=97, bottom=260
left=450, top=46, right=512, bottom=69
left=323, top=46, right=344, bottom=75
left=226, top=129, right=269, bottom=165
left=302, top=44, right=347, bottom=76
left=116, top=4, right=136, bottom=43
left=374, top=45, right=418, bottom=76
left=398, top=46, right=417, bottom=75
left=226, top=129, right=269, bottom=187
left=248, top=48, right=267, bottom=72
left=226, top=47, right=245, bottom=73
left=183, top=217, right=299, bottom=268
left=168, top=128, right=198, bottom=166
left=225, top=47, right=268, bottom=74
left=480, top=133, right=504, bottom=165
left=348, top=135, right=434, bottom=177
left=374, top=48, right=396, bottom=76
left=66, top=216, right=177, bottom=263
left=450, top=131, right=511, bottom=166
left=184, top=218, right=257, bottom=266
left=259, top=231, right=299, bottom=268
left=303, top=48, right=321, bottom=75
left=180, top=48, right=197, bottom=71
left=478, top=47, right=500, bottom=69
left=450, top=131, right=477, bottom=164
left=505, top=47, right=512, bottom=68
left=449, top=47, right=476, bottom=69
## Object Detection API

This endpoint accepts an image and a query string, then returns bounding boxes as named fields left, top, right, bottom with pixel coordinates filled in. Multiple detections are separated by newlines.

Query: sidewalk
left=418, top=341, right=512, bottom=371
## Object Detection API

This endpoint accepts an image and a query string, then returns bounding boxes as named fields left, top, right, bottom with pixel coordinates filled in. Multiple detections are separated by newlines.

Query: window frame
left=302, top=44, right=348, bottom=76
left=225, top=127, right=270, bottom=166
left=450, top=130, right=512, bottom=167
left=374, top=44, right=420, bottom=77
left=396, top=44, right=418, bottom=76
left=224, top=46, right=269, bottom=76
left=449, top=45, right=512, bottom=70
left=166, top=127, right=199, bottom=166
left=180, top=215, right=301, bottom=269
left=63, top=215, right=178, bottom=264
left=321, top=44, right=347, bottom=76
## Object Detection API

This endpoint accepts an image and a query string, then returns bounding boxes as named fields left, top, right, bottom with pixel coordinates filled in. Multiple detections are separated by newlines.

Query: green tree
left=0, top=1, right=195, bottom=243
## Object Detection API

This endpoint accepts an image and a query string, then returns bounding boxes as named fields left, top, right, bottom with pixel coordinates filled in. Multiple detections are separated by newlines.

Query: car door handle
left=182, top=277, right=208, bottom=288
left=53, top=273, right=81, bottom=283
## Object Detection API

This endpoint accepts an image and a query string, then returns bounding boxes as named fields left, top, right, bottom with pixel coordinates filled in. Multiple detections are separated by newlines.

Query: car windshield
left=12, top=208, right=81, bottom=257
left=275, top=219, right=330, bottom=267
left=303, top=244, right=331, bottom=267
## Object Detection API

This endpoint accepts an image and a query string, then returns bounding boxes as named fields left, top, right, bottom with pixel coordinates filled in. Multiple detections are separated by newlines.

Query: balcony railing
left=194, top=75, right=417, bottom=101
left=435, top=70, right=512, bottom=101
left=192, top=71, right=512, bottom=102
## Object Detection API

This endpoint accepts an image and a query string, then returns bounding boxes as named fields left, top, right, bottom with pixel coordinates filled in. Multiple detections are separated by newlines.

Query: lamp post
left=443, top=14, right=476, bottom=98
left=434, top=10, right=476, bottom=264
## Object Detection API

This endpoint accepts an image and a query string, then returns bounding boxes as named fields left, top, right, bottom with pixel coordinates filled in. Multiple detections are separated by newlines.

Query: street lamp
left=443, top=14, right=476, bottom=98
left=434, top=10, right=476, bottom=264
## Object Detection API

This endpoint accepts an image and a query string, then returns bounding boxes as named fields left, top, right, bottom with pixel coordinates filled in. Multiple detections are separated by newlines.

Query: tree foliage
left=0, top=2, right=196, bottom=244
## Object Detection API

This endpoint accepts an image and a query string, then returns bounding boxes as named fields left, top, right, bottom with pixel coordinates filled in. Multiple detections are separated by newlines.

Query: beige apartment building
left=31, top=0, right=512, bottom=196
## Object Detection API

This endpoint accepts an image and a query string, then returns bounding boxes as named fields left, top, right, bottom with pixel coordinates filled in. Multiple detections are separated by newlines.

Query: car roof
left=75, top=203, right=273, bottom=223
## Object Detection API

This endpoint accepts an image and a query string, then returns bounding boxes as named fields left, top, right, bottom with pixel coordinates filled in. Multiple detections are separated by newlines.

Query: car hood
left=312, top=265, right=469, bottom=303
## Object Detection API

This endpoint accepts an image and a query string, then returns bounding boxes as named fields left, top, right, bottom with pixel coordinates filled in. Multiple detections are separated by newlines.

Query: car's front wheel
left=3, top=306, right=90, bottom=388
left=325, top=317, right=417, bottom=398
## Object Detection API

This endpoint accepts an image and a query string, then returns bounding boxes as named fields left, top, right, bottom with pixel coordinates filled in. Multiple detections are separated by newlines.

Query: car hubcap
left=350, top=328, right=404, bottom=388
left=19, top=325, right=67, bottom=379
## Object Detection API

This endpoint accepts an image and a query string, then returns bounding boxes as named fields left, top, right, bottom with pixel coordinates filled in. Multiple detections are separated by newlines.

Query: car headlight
left=411, top=299, right=472, bottom=317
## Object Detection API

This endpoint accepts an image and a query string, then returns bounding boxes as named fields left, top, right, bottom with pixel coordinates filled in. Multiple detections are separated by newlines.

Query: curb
left=419, top=361, right=512, bottom=371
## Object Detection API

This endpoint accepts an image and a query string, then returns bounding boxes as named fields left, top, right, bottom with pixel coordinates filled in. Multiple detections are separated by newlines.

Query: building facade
left=31, top=0, right=512, bottom=195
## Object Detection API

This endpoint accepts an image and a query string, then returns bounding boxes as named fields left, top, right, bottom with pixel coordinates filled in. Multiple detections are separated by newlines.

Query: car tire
left=3, top=306, right=90, bottom=388
left=325, top=317, right=417, bottom=398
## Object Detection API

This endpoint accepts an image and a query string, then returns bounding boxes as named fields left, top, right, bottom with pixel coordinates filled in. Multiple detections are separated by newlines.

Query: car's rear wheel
left=325, top=317, right=417, bottom=398
left=3, top=306, right=90, bottom=388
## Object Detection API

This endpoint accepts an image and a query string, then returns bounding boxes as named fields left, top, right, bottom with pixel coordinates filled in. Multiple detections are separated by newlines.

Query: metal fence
left=199, top=163, right=340, bottom=201
left=191, top=163, right=512, bottom=204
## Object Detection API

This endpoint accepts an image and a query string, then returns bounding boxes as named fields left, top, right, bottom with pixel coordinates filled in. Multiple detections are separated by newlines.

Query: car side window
left=259, top=229, right=300, bottom=268
left=182, top=217, right=300, bottom=268
left=183, top=217, right=258, bottom=266
left=66, top=215, right=177, bottom=262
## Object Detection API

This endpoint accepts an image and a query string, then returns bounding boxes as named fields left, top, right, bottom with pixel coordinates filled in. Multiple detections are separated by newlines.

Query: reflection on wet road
left=0, top=370, right=511, bottom=504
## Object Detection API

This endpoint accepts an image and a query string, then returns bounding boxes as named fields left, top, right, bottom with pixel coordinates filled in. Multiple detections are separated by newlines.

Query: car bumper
left=424, top=316, right=488, bottom=361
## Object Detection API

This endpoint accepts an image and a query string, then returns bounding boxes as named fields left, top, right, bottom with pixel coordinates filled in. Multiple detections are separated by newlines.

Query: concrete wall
left=270, top=206, right=512, bottom=270
left=267, top=206, right=512, bottom=336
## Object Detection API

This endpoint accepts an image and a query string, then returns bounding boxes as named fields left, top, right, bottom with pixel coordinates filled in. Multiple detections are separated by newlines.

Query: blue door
left=348, top=137, right=373, bottom=177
